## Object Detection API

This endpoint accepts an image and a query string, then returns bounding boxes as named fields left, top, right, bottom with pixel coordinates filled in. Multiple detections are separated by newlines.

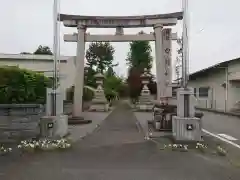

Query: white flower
left=29, top=144, right=35, bottom=148
left=17, top=145, right=22, bottom=149
left=66, top=144, right=71, bottom=148
left=144, top=136, right=150, bottom=140
left=8, top=148, right=12, bottom=152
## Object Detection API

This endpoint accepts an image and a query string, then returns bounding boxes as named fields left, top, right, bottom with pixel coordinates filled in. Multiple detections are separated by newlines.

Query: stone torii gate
left=59, top=12, right=183, bottom=118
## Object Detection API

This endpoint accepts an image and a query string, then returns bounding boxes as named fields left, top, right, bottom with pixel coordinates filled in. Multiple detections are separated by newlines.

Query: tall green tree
left=126, top=31, right=154, bottom=99
left=106, top=66, right=115, bottom=77
left=126, top=31, right=153, bottom=71
left=85, top=42, right=117, bottom=73
left=34, top=45, right=53, bottom=55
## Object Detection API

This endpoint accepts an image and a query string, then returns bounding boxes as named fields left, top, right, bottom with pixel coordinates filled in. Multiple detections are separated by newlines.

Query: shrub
left=0, top=66, right=51, bottom=104
left=104, top=88, right=118, bottom=102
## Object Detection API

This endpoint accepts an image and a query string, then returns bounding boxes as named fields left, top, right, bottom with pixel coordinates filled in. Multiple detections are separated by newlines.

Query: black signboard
left=47, top=122, right=54, bottom=129
left=186, top=124, right=194, bottom=131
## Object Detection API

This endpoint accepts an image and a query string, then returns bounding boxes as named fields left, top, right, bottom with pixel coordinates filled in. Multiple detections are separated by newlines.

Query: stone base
left=68, top=116, right=84, bottom=121
left=136, top=104, right=153, bottom=112
left=68, top=116, right=92, bottom=125
left=40, top=114, right=68, bottom=138
left=89, top=103, right=109, bottom=112
left=172, top=116, right=203, bottom=142
left=54, top=115, right=68, bottom=137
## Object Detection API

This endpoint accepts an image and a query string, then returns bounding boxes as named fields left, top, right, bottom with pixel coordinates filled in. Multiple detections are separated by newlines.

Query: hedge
left=0, top=66, right=51, bottom=104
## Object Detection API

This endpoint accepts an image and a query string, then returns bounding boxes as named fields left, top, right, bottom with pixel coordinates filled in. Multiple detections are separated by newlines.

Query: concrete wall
left=188, top=61, right=240, bottom=111
left=227, top=60, right=240, bottom=110
left=0, top=54, right=76, bottom=95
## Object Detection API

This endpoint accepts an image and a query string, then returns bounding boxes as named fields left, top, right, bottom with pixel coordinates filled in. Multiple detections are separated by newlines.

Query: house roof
left=189, top=57, right=240, bottom=80
left=0, top=53, right=73, bottom=62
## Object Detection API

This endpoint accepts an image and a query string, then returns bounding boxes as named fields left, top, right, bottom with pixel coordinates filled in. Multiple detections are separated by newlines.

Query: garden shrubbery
left=0, top=66, right=51, bottom=104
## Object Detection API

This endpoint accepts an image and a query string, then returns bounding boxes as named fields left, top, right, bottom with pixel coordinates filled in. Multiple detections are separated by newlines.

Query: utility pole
left=52, top=0, right=60, bottom=116
left=182, top=0, right=189, bottom=89
left=182, top=0, right=190, bottom=117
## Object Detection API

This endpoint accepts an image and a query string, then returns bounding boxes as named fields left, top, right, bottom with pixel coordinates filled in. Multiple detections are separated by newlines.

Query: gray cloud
left=0, top=0, right=239, bottom=77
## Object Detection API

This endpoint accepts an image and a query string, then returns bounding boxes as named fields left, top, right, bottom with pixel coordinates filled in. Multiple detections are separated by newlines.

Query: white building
left=0, top=54, right=76, bottom=97
left=187, top=57, right=240, bottom=112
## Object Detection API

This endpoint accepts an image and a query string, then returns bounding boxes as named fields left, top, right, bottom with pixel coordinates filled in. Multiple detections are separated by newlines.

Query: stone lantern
left=136, top=68, right=153, bottom=111
left=95, top=72, right=104, bottom=88
left=140, top=68, right=151, bottom=96
left=89, top=72, right=109, bottom=112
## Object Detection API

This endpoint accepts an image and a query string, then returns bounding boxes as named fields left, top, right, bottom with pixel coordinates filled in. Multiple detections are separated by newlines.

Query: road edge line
left=203, top=129, right=240, bottom=149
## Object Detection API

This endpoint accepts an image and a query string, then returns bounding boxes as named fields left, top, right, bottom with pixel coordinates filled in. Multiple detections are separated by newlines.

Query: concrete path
left=68, top=111, right=113, bottom=142
left=1, top=102, right=240, bottom=180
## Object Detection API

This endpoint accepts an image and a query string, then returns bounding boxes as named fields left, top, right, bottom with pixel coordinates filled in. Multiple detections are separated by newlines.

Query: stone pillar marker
left=136, top=68, right=153, bottom=111
left=154, top=24, right=165, bottom=101
left=162, top=28, right=173, bottom=98
left=89, top=72, right=109, bottom=112
left=73, top=25, right=86, bottom=119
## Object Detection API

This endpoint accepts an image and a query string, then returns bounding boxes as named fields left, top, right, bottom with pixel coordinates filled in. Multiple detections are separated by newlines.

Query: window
left=194, top=88, right=197, bottom=97
left=199, top=87, right=209, bottom=98
left=172, top=87, right=178, bottom=97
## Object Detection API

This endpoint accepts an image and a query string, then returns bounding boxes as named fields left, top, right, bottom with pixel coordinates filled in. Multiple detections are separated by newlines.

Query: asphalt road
left=201, top=111, right=240, bottom=144
left=1, top=102, right=240, bottom=180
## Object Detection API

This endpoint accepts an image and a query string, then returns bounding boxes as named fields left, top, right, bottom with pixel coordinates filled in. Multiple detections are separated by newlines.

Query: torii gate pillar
left=73, top=25, right=86, bottom=117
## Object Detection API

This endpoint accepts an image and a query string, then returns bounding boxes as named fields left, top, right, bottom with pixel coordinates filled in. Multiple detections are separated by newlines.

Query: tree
left=126, top=31, right=153, bottom=70
left=104, top=75, right=125, bottom=101
left=84, top=66, right=97, bottom=88
left=85, top=42, right=116, bottom=73
left=34, top=45, right=53, bottom=55
left=127, top=67, right=142, bottom=100
left=106, top=66, right=115, bottom=77
left=126, top=31, right=154, bottom=99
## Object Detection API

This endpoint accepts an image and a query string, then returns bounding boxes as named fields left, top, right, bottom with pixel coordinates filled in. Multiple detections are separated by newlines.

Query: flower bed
left=0, top=146, right=12, bottom=156
left=17, top=138, right=72, bottom=152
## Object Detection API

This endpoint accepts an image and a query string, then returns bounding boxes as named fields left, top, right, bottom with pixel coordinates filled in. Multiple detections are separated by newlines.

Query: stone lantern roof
left=94, top=72, right=104, bottom=79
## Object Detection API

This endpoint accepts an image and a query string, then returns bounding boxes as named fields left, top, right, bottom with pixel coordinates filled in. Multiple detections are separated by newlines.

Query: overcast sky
left=0, top=0, right=240, bottom=77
